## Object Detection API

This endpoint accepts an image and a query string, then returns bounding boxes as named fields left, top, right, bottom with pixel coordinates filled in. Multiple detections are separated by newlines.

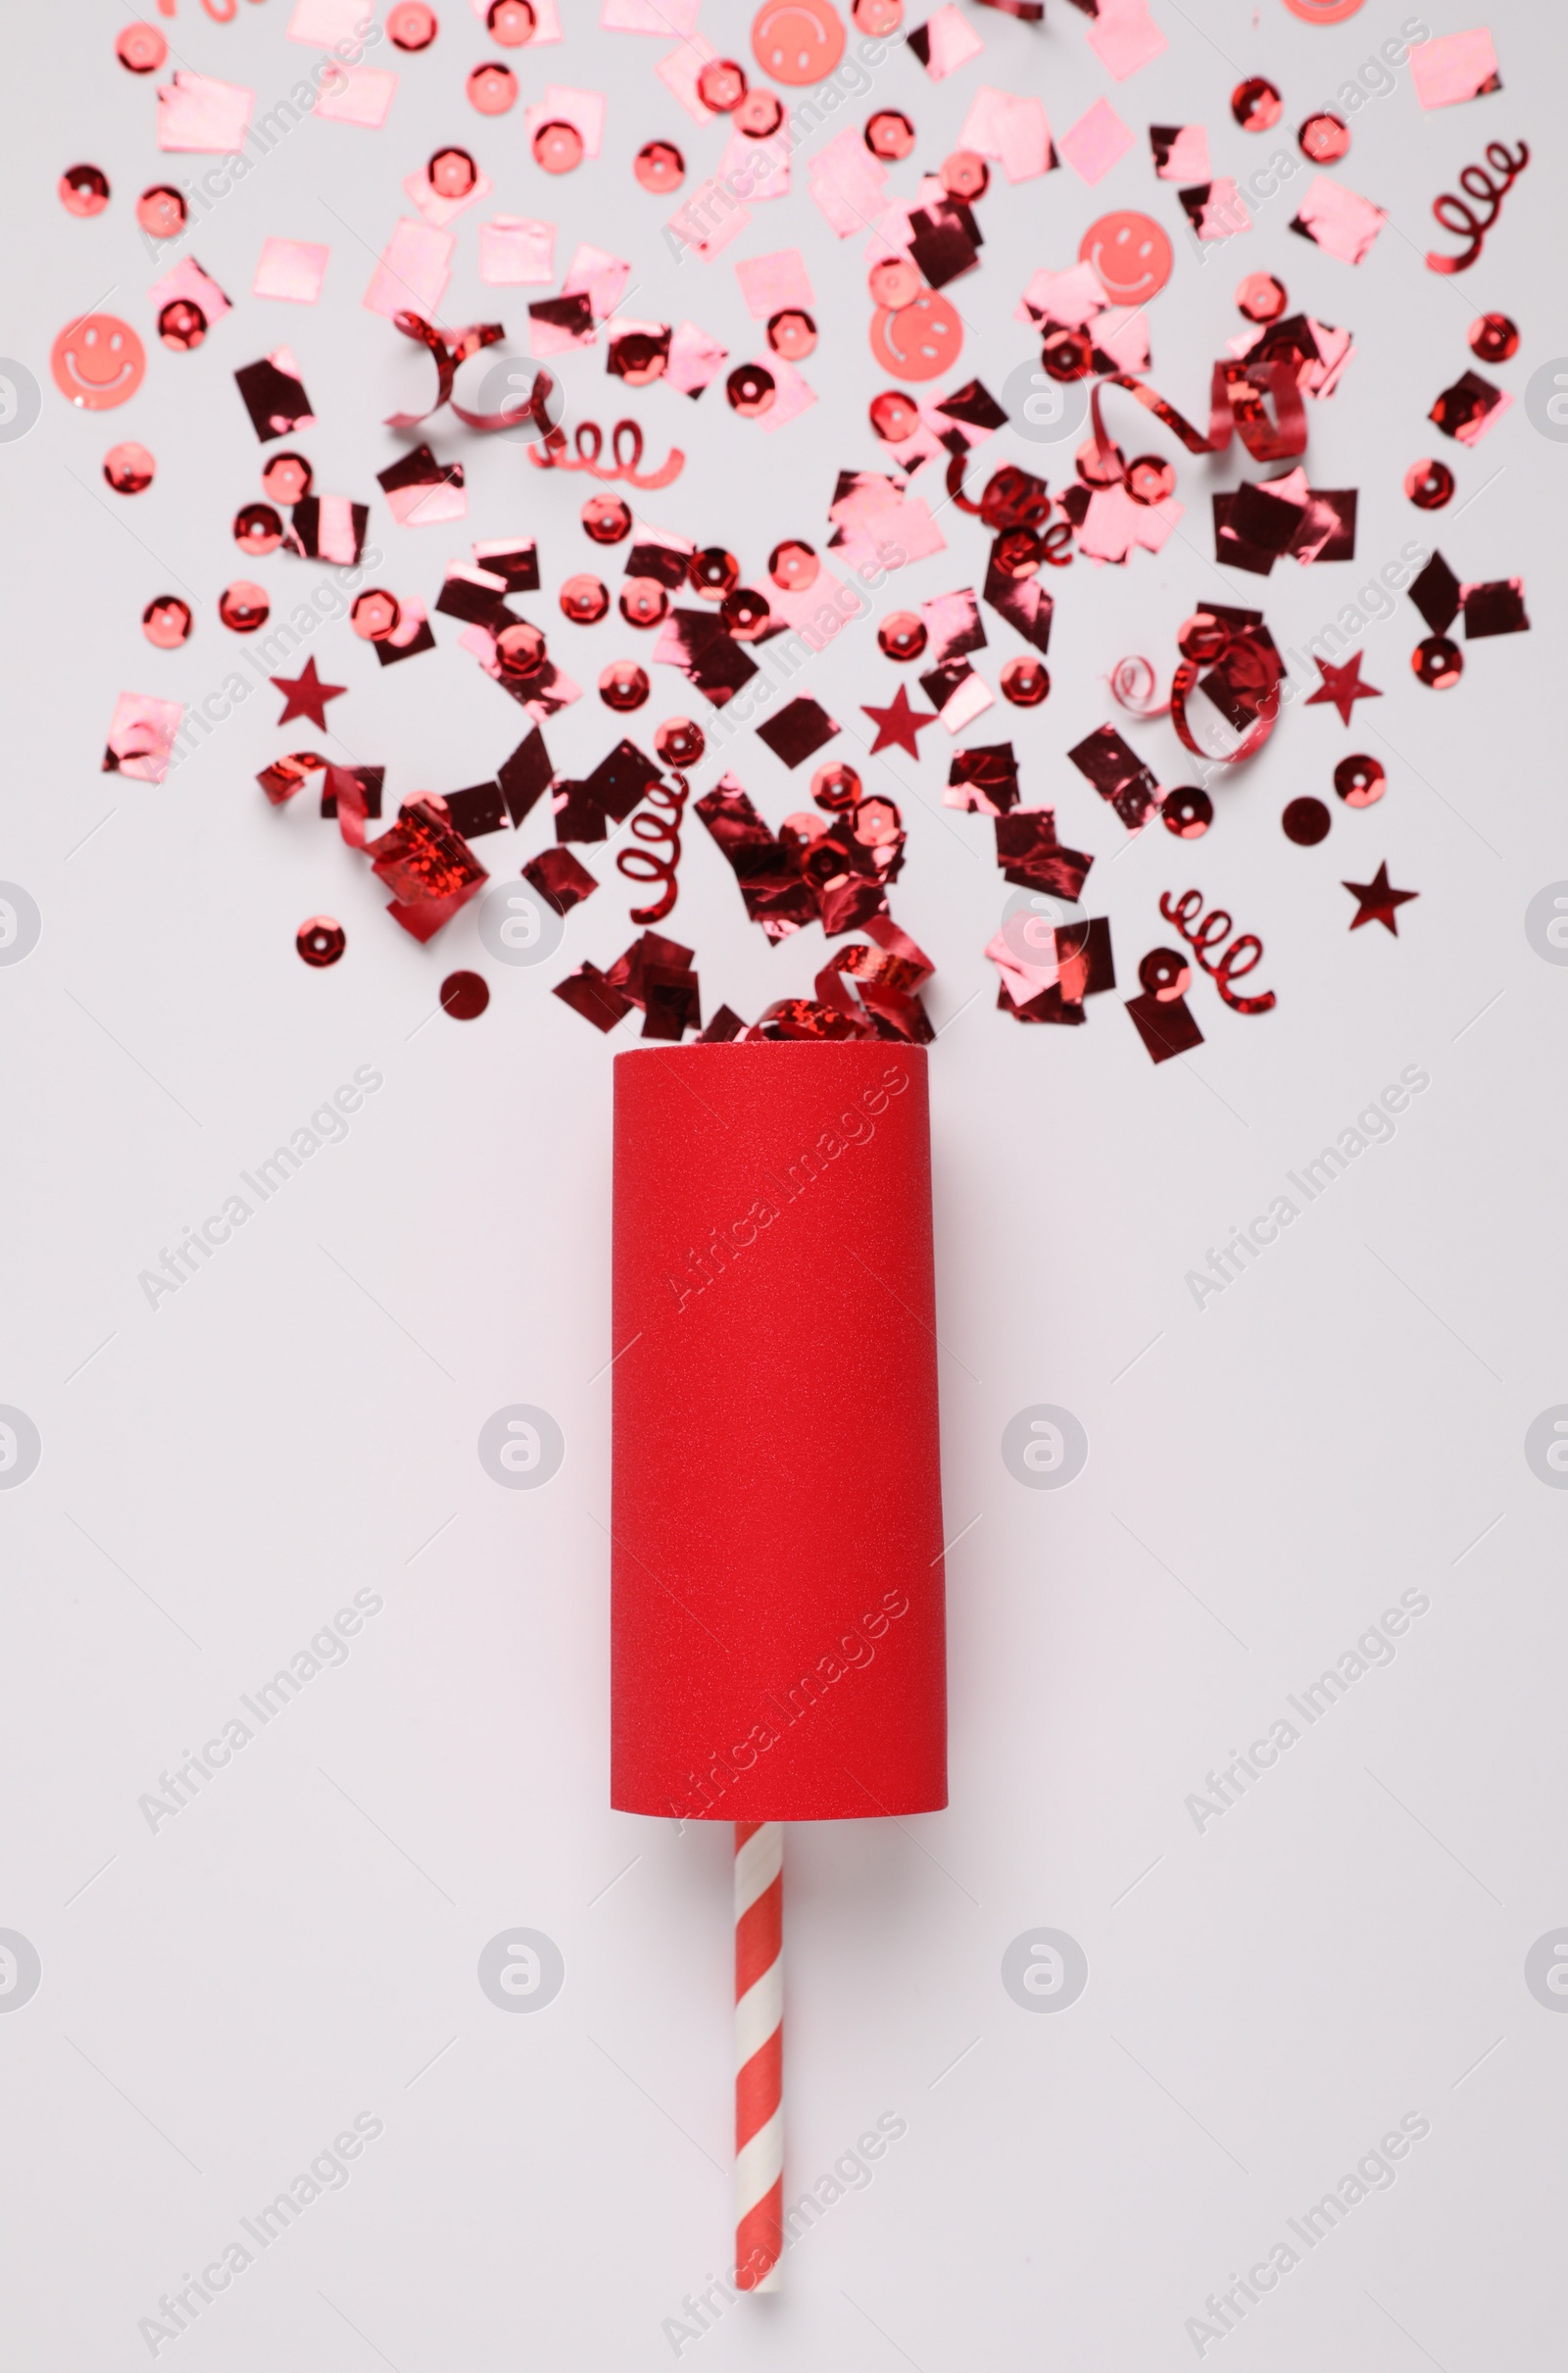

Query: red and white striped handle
left=734, top=1820, right=783, bottom=2291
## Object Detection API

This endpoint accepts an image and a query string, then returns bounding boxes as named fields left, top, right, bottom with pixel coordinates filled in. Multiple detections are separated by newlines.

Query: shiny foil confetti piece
left=297, top=916, right=347, bottom=966
left=1343, top=863, right=1418, bottom=933
left=1409, top=26, right=1502, bottom=107
left=103, top=693, right=183, bottom=782
left=272, top=658, right=346, bottom=728
left=1306, top=652, right=1381, bottom=724
left=104, top=442, right=155, bottom=494
left=1334, top=755, right=1385, bottom=807
left=1282, top=796, right=1331, bottom=844
left=440, top=969, right=491, bottom=1017
left=61, top=164, right=111, bottom=216
left=1158, top=888, right=1276, bottom=1013
left=1404, top=458, right=1455, bottom=509
left=143, top=597, right=193, bottom=650
left=254, top=238, right=330, bottom=304
left=1424, top=140, right=1528, bottom=272
left=1290, top=173, right=1387, bottom=264
left=52, top=314, right=145, bottom=410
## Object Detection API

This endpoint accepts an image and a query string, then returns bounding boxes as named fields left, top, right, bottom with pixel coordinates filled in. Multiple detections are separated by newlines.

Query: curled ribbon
left=1425, top=140, right=1529, bottom=273
left=1110, top=656, right=1169, bottom=718
left=1158, top=888, right=1276, bottom=1014
left=1089, top=361, right=1306, bottom=472
left=616, top=768, right=690, bottom=923
left=1168, top=610, right=1283, bottom=767
left=526, top=416, right=684, bottom=488
left=385, top=312, right=506, bottom=429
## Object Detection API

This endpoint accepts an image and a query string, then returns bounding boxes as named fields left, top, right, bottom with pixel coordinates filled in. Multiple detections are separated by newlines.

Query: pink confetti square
left=253, top=238, right=329, bottom=303
left=1086, top=0, right=1167, bottom=82
left=601, top=0, right=700, bottom=26
left=386, top=473, right=466, bottom=528
left=156, top=73, right=253, bottom=154
left=958, top=87, right=1053, bottom=182
left=1409, top=27, right=1501, bottom=107
left=734, top=249, right=814, bottom=320
left=808, top=126, right=888, bottom=236
left=1152, top=124, right=1208, bottom=179
left=657, top=36, right=719, bottom=123
left=524, top=88, right=605, bottom=158
left=933, top=668, right=994, bottom=731
left=720, top=124, right=791, bottom=200
left=666, top=320, right=728, bottom=396
left=1094, top=306, right=1151, bottom=372
left=478, top=217, right=556, bottom=286
left=313, top=494, right=364, bottom=564
left=1291, top=173, right=1387, bottom=265
left=757, top=355, right=816, bottom=434
left=563, top=244, right=632, bottom=320
left=1453, top=386, right=1513, bottom=445
left=912, top=3, right=985, bottom=78
left=286, top=0, right=372, bottom=41
left=1059, top=98, right=1134, bottom=186
left=316, top=63, right=398, bottom=126
left=363, top=220, right=455, bottom=319
left=1017, top=262, right=1107, bottom=327
left=103, top=694, right=183, bottom=784
left=668, top=182, right=751, bottom=262
left=404, top=166, right=491, bottom=226
left=148, top=255, right=231, bottom=325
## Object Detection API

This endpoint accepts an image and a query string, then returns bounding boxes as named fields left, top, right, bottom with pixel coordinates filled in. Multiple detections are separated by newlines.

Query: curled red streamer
left=385, top=311, right=505, bottom=428
left=1158, top=888, right=1276, bottom=1013
left=617, top=769, right=690, bottom=923
left=1089, top=361, right=1306, bottom=471
left=1425, top=140, right=1529, bottom=274
left=527, top=417, right=684, bottom=488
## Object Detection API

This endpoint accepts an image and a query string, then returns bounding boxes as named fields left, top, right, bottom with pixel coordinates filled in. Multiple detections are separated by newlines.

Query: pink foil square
left=719, top=124, right=791, bottom=200
left=1409, top=28, right=1501, bottom=107
left=668, top=183, right=751, bottom=261
left=1058, top=98, right=1135, bottom=186
left=1086, top=0, right=1168, bottom=81
left=103, top=693, right=183, bottom=783
left=563, top=244, right=633, bottom=320
left=253, top=238, right=329, bottom=303
left=808, top=127, right=887, bottom=236
left=286, top=0, right=371, bottom=41
left=1292, top=173, right=1387, bottom=265
left=478, top=218, right=556, bottom=286
left=656, top=37, right=719, bottom=123
left=363, top=220, right=455, bottom=318
left=665, top=321, right=728, bottom=395
left=735, top=249, right=814, bottom=320
left=756, top=355, right=816, bottom=435
left=316, top=63, right=398, bottom=126
left=1153, top=124, right=1209, bottom=179
left=914, top=4, right=985, bottom=78
left=404, top=167, right=491, bottom=226
left=156, top=73, right=254, bottom=154
left=601, top=0, right=700, bottom=27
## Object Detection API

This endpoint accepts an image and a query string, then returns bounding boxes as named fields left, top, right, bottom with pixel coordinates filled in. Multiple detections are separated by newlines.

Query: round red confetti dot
left=600, top=661, right=650, bottom=712
left=497, top=621, right=548, bottom=678
left=864, top=110, right=915, bottom=162
left=352, top=589, right=401, bottom=641
left=532, top=120, right=583, bottom=172
left=158, top=300, right=207, bottom=353
left=1468, top=311, right=1519, bottom=363
left=877, top=610, right=927, bottom=662
left=689, top=547, right=740, bottom=600
left=1235, top=272, right=1288, bottom=322
left=560, top=573, right=610, bottom=623
left=61, top=165, right=110, bottom=217
left=726, top=362, right=776, bottom=418
left=234, top=503, right=284, bottom=557
left=767, top=309, right=816, bottom=360
left=991, top=528, right=1043, bottom=581
left=723, top=588, right=773, bottom=640
left=429, top=146, right=477, bottom=197
left=655, top=717, right=706, bottom=767
left=1403, top=457, right=1454, bottom=510
left=104, top=442, right=155, bottom=494
left=136, top=184, right=187, bottom=239
left=486, top=0, right=535, bottom=40
left=387, top=3, right=438, bottom=48
left=1162, top=785, right=1212, bottom=837
left=853, top=0, right=902, bottom=27
left=735, top=89, right=783, bottom=137
left=1412, top=635, right=1463, bottom=690
left=1334, top=754, right=1385, bottom=807
left=1232, top=76, right=1282, bottom=131
left=1041, top=324, right=1095, bottom=381
left=1076, top=437, right=1125, bottom=489
left=219, top=581, right=270, bottom=634
left=581, top=494, right=632, bottom=543
left=467, top=63, right=517, bottom=115
left=941, top=150, right=989, bottom=200
left=1126, top=453, right=1176, bottom=506
left=1140, top=948, right=1191, bottom=1001
left=811, top=763, right=861, bottom=812
left=116, top=23, right=167, bottom=72
left=869, top=389, right=920, bottom=443
left=1282, top=797, right=1331, bottom=845
left=143, top=596, right=192, bottom=650
left=868, top=257, right=921, bottom=310
left=634, top=140, right=684, bottom=193
left=698, top=57, right=749, bottom=110
left=262, top=451, right=314, bottom=504
left=1000, top=657, right=1051, bottom=708
left=297, top=916, right=346, bottom=967
left=620, top=578, right=671, bottom=629
left=441, top=969, right=490, bottom=1018
left=1298, top=111, right=1348, bottom=162
left=1178, top=611, right=1231, bottom=666
left=768, top=539, right=818, bottom=590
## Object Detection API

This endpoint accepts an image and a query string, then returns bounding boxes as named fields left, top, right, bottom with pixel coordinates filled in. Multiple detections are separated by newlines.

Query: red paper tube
left=611, top=1043, right=948, bottom=1823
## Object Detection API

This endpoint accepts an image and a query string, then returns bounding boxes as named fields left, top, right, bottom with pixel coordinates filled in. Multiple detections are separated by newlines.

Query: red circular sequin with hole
left=1334, top=754, right=1385, bottom=807
left=635, top=140, right=684, bottom=192
left=143, top=596, right=192, bottom=649
left=467, top=64, right=517, bottom=115
left=60, top=165, right=110, bottom=217
left=560, top=573, right=611, bottom=623
left=388, top=3, right=438, bottom=48
left=116, top=23, right=166, bottom=72
left=104, top=441, right=155, bottom=493
left=298, top=916, right=346, bottom=967
left=533, top=120, right=583, bottom=172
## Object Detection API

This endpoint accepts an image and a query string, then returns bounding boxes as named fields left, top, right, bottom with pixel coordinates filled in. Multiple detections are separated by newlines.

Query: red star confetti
left=1306, top=653, right=1381, bottom=726
left=861, top=684, right=940, bottom=759
left=271, top=657, right=346, bottom=730
left=1344, top=864, right=1419, bottom=935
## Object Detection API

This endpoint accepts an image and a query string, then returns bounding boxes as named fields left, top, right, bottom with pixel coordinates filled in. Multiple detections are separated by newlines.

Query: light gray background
left=3, top=0, right=1563, bottom=2364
